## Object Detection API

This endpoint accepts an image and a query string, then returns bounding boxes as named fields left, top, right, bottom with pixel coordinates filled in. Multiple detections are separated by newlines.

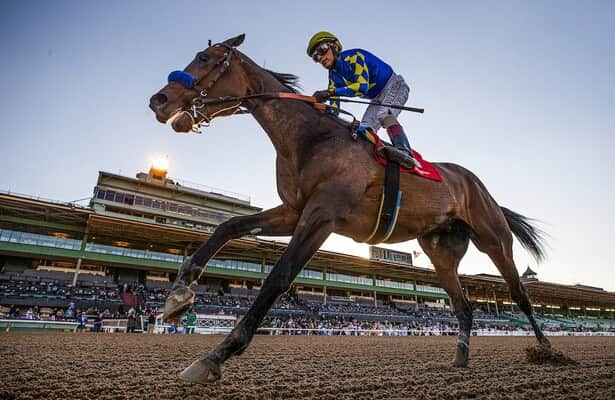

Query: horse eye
left=198, top=53, right=208, bottom=63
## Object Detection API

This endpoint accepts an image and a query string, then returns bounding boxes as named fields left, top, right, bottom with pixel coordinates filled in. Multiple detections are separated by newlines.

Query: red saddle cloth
left=368, top=132, right=442, bottom=182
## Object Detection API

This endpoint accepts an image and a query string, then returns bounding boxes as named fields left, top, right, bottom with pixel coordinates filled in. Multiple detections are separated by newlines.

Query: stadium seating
left=1, top=271, right=613, bottom=333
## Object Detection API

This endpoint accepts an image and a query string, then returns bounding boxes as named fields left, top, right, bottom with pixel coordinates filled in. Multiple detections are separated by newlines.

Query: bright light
left=151, top=156, right=169, bottom=172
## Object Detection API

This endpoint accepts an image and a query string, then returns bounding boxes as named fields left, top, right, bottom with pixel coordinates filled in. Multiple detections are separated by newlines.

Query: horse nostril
left=150, top=93, right=168, bottom=108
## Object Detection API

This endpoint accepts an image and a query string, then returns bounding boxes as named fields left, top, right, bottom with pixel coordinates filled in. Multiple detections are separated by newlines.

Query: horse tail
left=501, top=207, right=547, bottom=264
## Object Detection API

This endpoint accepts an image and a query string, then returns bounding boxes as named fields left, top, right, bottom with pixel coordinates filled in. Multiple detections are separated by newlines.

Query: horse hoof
left=162, top=287, right=195, bottom=323
left=540, top=338, right=552, bottom=349
left=178, top=358, right=221, bottom=385
left=451, top=359, right=468, bottom=368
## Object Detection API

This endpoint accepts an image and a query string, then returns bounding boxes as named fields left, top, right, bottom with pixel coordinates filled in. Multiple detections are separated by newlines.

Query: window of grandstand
left=326, top=272, right=373, bottom=287
left=85, top=243, right=182, bottom=263
left=263, top=265, right=324, bottom=280
left=94, top=187, right=234, bottom=224
left=0, top=229, right=81, bottom=250
left=369, top=246, right=413, bottom=265
left=375, top=279, right=414, bottom=291
left=208, top=259, right=261, bottom=273
left=415, top=284, right=447, bottom=294
left=298, top=269, right=324, bottom=280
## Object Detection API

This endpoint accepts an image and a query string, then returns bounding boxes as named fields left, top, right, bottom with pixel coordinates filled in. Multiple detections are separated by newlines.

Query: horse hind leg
left=469, top=215, right=551, bottom=348
left=418, top=220, right=472, bottom=367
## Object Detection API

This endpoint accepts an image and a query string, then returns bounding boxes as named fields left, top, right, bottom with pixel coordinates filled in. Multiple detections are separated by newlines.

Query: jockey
left=307, top=31, right=416, bottom=169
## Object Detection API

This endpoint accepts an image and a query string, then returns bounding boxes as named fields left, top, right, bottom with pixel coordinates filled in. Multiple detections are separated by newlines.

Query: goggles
left=311, top=42, right=332, bottom=62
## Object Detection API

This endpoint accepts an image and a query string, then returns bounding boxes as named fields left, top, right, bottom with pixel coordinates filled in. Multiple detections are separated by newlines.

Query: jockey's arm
left=327, top=51, right=371, bottom=115
left=332, top=51, right=370, bottom=98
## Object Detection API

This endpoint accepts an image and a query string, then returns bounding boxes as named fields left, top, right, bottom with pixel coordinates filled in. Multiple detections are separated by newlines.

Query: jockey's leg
left=365, top=73, right=415, bottom=169
left=380, top=113, right=416, bottom=169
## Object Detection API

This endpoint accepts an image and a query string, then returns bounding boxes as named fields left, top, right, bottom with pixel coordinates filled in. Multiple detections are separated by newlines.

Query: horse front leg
left=177, top=194, right=338, bottom=384
left=162, top=204, right=299, bottom=322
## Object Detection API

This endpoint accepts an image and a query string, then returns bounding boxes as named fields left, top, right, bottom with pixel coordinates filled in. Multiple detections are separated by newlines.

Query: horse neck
left=242, top=65, right=314, bottom=161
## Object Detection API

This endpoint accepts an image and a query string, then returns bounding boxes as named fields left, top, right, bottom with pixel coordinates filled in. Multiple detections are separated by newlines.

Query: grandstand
left=1, top=165, right=614, bottom=332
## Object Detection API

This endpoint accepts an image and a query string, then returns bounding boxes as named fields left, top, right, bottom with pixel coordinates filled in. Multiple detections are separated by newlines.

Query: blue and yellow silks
left=327, top=49, right=393, bottom=115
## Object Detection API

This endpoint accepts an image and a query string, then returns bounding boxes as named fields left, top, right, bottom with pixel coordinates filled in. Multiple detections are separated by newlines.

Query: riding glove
left=312, top=90, right=332, bottom=103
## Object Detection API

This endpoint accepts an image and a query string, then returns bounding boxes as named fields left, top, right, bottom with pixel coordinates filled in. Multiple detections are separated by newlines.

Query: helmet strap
left=331, top=43, right=340, bottom=66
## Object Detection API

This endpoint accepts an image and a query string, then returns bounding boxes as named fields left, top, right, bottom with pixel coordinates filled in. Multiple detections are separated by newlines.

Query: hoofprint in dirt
left=1, top=333, right=614, bottom=400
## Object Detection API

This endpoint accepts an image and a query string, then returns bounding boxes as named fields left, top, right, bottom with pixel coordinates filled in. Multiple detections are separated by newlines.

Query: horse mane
left=263, top=68, right=301, bottom=93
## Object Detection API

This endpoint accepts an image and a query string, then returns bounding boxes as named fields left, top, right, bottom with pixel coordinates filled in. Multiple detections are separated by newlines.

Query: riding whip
left=330, top=97, right=424, bottom=114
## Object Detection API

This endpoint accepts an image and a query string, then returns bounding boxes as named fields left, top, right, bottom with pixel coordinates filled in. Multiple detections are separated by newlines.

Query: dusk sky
left=1, top=1, right=614, bottom=291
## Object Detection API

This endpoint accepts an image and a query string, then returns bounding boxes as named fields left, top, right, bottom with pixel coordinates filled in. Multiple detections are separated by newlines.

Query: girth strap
left=365, top=161, right=402, bottom=244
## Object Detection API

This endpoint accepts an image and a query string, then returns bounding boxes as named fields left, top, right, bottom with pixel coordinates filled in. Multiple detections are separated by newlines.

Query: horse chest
left=275, top=161, right=304, bottom=210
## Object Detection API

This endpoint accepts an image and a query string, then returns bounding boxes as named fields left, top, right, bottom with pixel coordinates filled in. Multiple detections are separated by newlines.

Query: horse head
left=149, top=34, right=251, bottom=133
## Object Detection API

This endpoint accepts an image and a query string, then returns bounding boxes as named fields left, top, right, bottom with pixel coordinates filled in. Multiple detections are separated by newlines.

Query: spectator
left=147, top=310, right=156, bottom=334
left=93, top=313, right=103, bottom=333
left=185, top=309, right=197, bottom=335
left=76, top=312, right=88, bottom=332
left=126, top=310, right=137, bottom=333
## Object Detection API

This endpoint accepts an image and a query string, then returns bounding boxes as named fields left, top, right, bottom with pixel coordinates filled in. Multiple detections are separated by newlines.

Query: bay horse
left=149, top=34, right=550, bottom=384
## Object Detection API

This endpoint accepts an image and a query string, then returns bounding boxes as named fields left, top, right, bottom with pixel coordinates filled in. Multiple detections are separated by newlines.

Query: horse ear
left=223, top=33, right=245, bottom=48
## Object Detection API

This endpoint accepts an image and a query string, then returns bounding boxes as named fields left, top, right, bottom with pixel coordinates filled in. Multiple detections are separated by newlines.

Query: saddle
left=356, top=126, right=442, bottom=182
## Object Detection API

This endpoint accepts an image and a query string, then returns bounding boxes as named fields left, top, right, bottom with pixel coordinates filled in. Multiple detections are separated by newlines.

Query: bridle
left=168, top=42, right=246, bottom=133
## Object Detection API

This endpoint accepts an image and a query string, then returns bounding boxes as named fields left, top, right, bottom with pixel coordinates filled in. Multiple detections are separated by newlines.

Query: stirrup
left=382, top=147, right=416, bottom=169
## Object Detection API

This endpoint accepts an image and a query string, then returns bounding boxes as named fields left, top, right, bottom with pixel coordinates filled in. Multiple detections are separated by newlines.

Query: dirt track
left=1, top=333, right=614, bottom=400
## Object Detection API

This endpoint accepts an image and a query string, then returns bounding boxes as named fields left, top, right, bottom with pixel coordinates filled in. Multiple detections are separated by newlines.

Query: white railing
left=1, top=320, right=613, bottom=337
left=0, top=319, right=78, bottom=332
left=256, top=327, right=615, bottom=337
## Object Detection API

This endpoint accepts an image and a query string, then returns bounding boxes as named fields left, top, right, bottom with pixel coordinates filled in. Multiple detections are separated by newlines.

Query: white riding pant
left=360, top=73, right=410, bottom=132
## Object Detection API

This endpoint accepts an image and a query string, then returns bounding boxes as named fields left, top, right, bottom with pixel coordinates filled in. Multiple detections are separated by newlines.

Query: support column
left=493, top=289, right=499, bottom=317
left=183, top=246, right=189, bottom=263
left=72, top=232, right=88, bottom=287
left=485, top=290, right=491, bottom=314
left=323, top=265, right=327, bottom=305
left=260, top=258, right=266, bottom=288
left=72, top=258, right=82, bottom=287
left=373, top=274, right=377, bottom=307
left=323, top=285, right=327, bottom=305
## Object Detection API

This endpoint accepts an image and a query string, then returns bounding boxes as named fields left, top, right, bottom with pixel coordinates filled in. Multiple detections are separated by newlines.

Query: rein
left=167, top=43, right=358, bottom=133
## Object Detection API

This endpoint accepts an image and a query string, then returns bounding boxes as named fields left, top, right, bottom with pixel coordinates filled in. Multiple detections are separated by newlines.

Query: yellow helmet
left=306, top=31, right=342, bottom=57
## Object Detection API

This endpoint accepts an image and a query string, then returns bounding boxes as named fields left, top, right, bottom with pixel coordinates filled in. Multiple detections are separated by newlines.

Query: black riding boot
left=385, top=124, right=416, bottom=169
